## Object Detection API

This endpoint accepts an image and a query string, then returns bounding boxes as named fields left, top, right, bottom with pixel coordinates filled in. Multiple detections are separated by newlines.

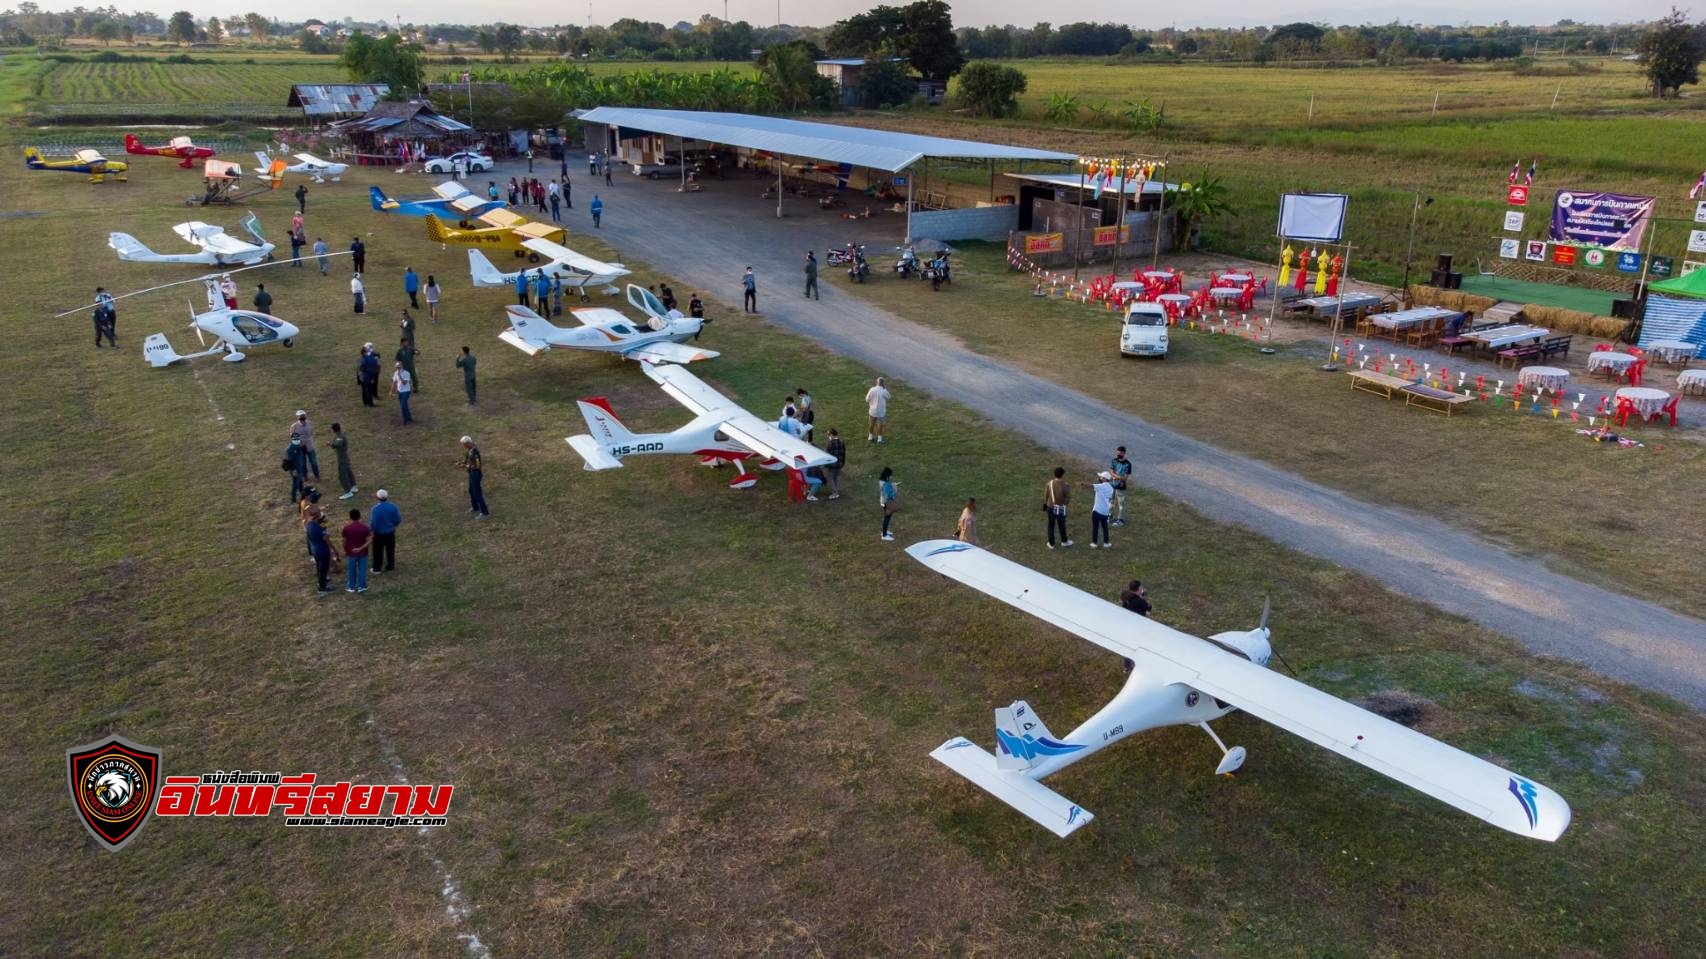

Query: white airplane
left=255, top=150, right=346, bottom=182
left=908, top=541, right=1571, bottom=842
left=109, top=213, right=275, bottom=267
left=470, top=237, right=631, bottom=293
left=500, top=282, right=715, bottom=365
left=567, top=362, right=834, bottom=489
left=142, top=301, right=301, bottom=367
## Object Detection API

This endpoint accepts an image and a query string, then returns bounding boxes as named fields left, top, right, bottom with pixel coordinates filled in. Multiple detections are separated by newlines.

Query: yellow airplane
left=425, top=208, right=565, bottom=259
left=23, top=147, right=128, bottom=183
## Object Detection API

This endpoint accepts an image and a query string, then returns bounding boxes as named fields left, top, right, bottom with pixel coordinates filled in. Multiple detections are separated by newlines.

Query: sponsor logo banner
left=1024, top=232, right=1064, bottom=254
left=1549, top=189, right=1655, bottom=252
left=1525, top=240, right=1547, bottom=262
left=1507, top=185, right=1529, bottom=206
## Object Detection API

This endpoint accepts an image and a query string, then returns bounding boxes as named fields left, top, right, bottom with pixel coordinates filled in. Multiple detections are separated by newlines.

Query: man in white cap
left=1086, top=470, right=1116, bottom=549
left=459, top=436, right=488, bottom=518
left=369, top=489, right=401, bottom=573
left=289, top=409, right=320, bottom=480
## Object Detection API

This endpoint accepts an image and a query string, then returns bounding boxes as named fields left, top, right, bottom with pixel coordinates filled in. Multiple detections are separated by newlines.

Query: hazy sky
left=187, top=0, right=1677, bottom=30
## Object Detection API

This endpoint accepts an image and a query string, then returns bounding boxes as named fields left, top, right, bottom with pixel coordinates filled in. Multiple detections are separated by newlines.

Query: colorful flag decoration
left=1508, top=161, right=1520, bottom=184
left=1690, top=170, right=1706, bottom=200
left=1525, top=160, right=1537, bottom=186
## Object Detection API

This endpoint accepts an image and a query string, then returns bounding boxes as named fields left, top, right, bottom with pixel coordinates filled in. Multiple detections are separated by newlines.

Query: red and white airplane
left=567, top=362, right=833, bottom=489
left=123, top=133, right=216, bottom=169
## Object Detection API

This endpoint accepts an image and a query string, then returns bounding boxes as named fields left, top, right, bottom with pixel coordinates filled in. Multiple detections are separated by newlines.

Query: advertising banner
left=1024, top=233, right=1064, bottom=254
left=1507, top=185, right=1530, bottom=206
left=1552, top=246, right=1577, bottom=266
left=1615, top=252, right=1643, bottom=273
left=1583, top=248, right=1608, bottom=269
left=1548, top=190, right=1655, bottom=251
left=1650, top=256, right=1675, bottom=278
left=1499, top=239, right=1520, bottom=259
left=1525, top=240, right=1547, bottom=261
left=1092, top=225, right=1131, bottom=246
left=1504, top=211, right=1525, bottom=232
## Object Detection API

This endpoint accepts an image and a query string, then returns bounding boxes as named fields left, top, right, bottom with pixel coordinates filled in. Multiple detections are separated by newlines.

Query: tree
left=1637, top=8, right=1706, bottom=98
left=855, top=57, right=917, bottom=107
left=495, top=23, right=523, bottom=60
left=298, top=28, right=329, bottom=54
left=244, top=13, right=268, bottom=42
left=341, top=33, right=424, bottom=92
left=475, top=29, right=496, bottom=54
left=166, top=10, right=196, bottom=44
left=1176, top=36, right=1199, bottom=55
left=757, top=40, right=823, bottom=110
left=827, top=1, right=964, bottom=82
left=91, top=19, right=120, bottom=45
left=1164, top=173, right=1235, bottom=251
left=206, top=17, right=224, bottom=43
left=954, top=61, right=1026, bottom=117
left=1043, top=92, right=1078, bottom=122
left=121, top=24, right=134, bottom=44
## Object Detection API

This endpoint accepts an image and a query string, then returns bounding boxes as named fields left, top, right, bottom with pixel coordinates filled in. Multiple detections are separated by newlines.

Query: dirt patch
left=1352, top=690, right=1442, bottom=729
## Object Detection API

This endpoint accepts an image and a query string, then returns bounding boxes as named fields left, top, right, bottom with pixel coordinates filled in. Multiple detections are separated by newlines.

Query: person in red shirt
left=341, top=508, right=372, bottom=594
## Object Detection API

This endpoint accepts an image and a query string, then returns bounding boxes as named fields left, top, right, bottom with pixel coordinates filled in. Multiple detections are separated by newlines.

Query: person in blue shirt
left=369, top=489, right=402, bottom=573
left=1109, top=446, right=1133, bottom=527
left=514, top=268, right=529, bottom=308
left=403, top=266, right=420, bottom=309
left=533, top=270, right=551, bottom=314
left=590, top=195, right=603, bottom=228
left=306, top=513, right=334, bottom=594
left=878, top=466, right=899, bottom=542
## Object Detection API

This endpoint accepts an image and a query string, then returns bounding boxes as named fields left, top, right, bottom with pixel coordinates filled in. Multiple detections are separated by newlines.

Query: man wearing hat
left=1108, top=445, right=1132, bottom=527
left=1085, top=470, right=1116, bottom=550
left=460, top=436, right=489, bottom=518
left=289, top=409, right=320, bottom=480
left=369, top=489, right=401, bottom=574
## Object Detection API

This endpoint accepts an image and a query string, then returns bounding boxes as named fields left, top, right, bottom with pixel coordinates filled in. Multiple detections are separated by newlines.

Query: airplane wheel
left=282, top=339, right=294, bottom=348
left=528, top=253, right=541, bottom=264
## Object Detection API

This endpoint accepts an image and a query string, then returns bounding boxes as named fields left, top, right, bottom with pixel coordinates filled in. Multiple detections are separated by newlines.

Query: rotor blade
left=54, top=251, right=356, bottom=317
left=1260, top=595, right=1271, bottom=632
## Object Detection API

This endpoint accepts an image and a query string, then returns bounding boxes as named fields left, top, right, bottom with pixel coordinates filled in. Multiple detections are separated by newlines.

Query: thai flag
left=1508, top=161, right=1520, bottom=184
left=1524, top=160, right=1536, bottom=186
left=1691, top=170, right=1706, bottom=200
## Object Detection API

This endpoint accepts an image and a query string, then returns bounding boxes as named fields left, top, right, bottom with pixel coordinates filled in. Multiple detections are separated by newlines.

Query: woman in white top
left=351, top=273, right=365, bottom=314
left=956, top=498, right=977, bottom=545
left=423, top=275, right=441, bottom=322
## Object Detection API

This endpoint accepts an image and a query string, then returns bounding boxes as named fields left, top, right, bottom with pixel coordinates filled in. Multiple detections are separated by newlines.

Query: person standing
left=370, top=489, right=401, bottom=573
left=313, top=236, right=329, bottom=275
left=742, top=266, right=757, bottom=313
left=878, top=466, right=899, bottom=542
left=291, top=209, right=304, bottom=237
left=282, top=436, right=309, bottom=503
left=588, top=151, right=598, bottom=176
left=549, top=188, right=561, bottom=223
left=452, top=156, right=464, bottom=181
left=659, top=284, right=676, bottom=313
left=289, top=229, right=304, bottom=266
left=561, top=153, right=569, bottom=180
left=253, top=283, right=273, bottom=314
left=1085, top=471, right=1115, bottom=549
left=399, top=310, right=417, bottom=349
left=306, top=508, right=334, bottom=595
left=295, top=183, right=308, bottom=214
left=550, top=275, right=564, bottom=317
left=424, top=275, right=441, bottom=322
left=219, top=274, right=238, bottom=309
left=823, top=428, right=845, bottom=499
left=351, top=273, right=365, bottom=314
left=590, top=194, right=603, bottom=228
left=350, top=237, right=365, bottom=274
left=514, top=268, right=530, bottom=308
left=803, top=251, right=819, bottom=300
left=864, top=376, right=890, bottom=443
left=956, top=497, right=978, bottom=545
left=456, top=346, right=477, bottom=405
left=1044, top=466, right=1072, bottom=549
left=330, top=422, right=358, bottom=499
left=358, top=343, right=380, bottom=408
left=392, top=361, right=413, bottom=425
left=533, top=270, right=551, bottom=315
left=794, top=386, right=814, bottom=442
left=1109, top=446, right=1133, bottom=527
left=341, top=508, right=371, bottom=593
left=396, top=338, right=420, bottom=394
left=602, top=161, right=612, bottom=186
left=561, top=172, right=572, bottom=208
left=688, top=292, right=704, bottom=320
left=289, top=409, right=320, bottom=479
left=507, top=177, right=519, bottom=207
left=403, top=266, right=420, bottom=309
left=525, top=147, right=534, bottom=172
left=459, top=435, right=490, bottom=517
left=95, top=287, right=117, bottom=340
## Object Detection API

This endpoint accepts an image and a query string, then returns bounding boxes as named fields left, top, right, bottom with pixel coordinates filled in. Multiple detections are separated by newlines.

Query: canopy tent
left=1648, top=268, right=1706, bottom=300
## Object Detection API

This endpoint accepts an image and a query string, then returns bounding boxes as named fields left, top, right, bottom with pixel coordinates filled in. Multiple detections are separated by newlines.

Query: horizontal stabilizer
left=566, top=435, right=623, bottom=471
left=930, top=737, right=1093, bottom=838
left=498, top=329, right=547, bottom=356
left=624, top=342, right=719, bottom=365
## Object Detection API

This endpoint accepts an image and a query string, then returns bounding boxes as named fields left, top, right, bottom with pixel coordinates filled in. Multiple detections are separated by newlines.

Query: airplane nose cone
left=282, top=323, right=301, bottom=340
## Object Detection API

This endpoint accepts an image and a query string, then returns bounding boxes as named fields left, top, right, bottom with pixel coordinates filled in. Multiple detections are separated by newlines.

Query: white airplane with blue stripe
left=909, top=541, right=1571, bottom=842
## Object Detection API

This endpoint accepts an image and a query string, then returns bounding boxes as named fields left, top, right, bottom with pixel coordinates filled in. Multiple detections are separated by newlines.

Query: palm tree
left=760, top=43, right=816, bottom=111
left=1164, top=172, right=1235, bottom=251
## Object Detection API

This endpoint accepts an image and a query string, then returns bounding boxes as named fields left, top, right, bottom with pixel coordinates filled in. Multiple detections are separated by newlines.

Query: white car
left=425, top=152, right=493, bottom=174
left=1120, top=301, right=1169, bottom=358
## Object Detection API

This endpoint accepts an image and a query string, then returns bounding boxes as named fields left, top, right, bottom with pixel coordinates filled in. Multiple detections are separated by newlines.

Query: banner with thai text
left=1548, top=190, right=1655, bottom=252
left=1024, top=233, right=1065, bottom=254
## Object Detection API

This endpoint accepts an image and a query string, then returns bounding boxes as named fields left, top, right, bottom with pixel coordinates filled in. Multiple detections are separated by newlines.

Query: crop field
left=26, top=59, right=347, bottom=120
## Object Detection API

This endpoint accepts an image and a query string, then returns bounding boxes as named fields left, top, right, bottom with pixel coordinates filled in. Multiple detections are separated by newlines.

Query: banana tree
left=1163, top=173, right=1235, bottom=251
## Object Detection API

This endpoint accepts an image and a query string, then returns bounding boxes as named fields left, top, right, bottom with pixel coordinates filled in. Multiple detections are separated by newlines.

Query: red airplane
left=123, top=133, right=216, bottom=169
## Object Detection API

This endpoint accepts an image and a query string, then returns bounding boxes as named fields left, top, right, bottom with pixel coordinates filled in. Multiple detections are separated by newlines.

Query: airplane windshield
left=229, top=314, right=280, bottom=344
left=628, top=285, right=667, bottom=317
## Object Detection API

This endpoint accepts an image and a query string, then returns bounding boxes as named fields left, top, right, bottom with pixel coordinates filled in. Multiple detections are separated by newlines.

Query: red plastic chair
left=1592, top=343, right=1613, bottom=352
left=1648, top=395, right=1681, bottom=427
left=1613, top=397, right=1637, bottom=427
left=1628, top=359, right=1647, bottom=387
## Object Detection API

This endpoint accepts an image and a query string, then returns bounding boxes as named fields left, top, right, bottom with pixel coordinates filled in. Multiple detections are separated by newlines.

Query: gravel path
left=568, top=168, right=1706, bottom=711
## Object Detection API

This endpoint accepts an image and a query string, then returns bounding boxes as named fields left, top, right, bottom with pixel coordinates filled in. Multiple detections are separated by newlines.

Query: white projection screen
left=1277, top=193, right=1349, bottom=242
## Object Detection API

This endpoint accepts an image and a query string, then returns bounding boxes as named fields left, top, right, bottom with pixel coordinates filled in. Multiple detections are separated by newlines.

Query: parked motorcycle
left=925, top=252, right=952, bottom=291
left=848, top=251, right=870, bottom=283
left=826, top=243, right=862, bottom=266
left=895, top=246, right=919, bottom=279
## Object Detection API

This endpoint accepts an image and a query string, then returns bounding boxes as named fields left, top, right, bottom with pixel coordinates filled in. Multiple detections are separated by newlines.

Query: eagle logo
left=68, top=735, right=162, bottom=852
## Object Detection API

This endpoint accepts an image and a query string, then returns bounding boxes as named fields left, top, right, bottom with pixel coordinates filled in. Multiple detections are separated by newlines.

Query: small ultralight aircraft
left=425, top=210, right=565, bottom=259
left=908, top=541, right=1571, bottom=842
left=470, top=237, right=630, bottom=294
left=110, top=213, right=275, bottom=266
left=142, top=304, right=301, bottom=367
left=567, top=362, right=832, bottom=489
left=255, top=150, right=346, bottom=182
left=23, top=147, right=127, bottom=182
left=195, top=158, right=283, bottom=206
left=369, top=181, right=505, bottom=219
left=499, top=283, right=711, bottom=363
left=123, top=133, right=216, bottom=168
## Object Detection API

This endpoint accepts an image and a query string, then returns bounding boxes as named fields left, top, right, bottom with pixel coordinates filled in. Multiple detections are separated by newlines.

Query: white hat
left=375, top=489, right=389, bottom=500
left=1098, top=470, right=1112, bottom=481
left=295, top=409, right=306, bottom=417
left=363, top=342, right=374, bottom=350
left=460, top=435, right=472, bottom=444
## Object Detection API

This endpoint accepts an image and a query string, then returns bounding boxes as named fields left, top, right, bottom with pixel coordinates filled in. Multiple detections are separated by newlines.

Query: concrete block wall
left=910, top=205, right=1019, bottom=243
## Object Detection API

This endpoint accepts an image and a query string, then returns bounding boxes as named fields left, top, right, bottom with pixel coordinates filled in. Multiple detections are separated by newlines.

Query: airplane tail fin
left=930, top=738, right=1094, bottom=838
left=369, top=186, right=391, bottom=210
left=23, top=147, right=43, bottom=168
left=565, top=398, right=634, bottom=471
left=143, top=333, right=182, bottom=368
left=468, top=249, right=509, bottom=287
left=424, top=214, right=452, bottom=245
left=266, top=159, right=286, bottom=187
left=253, top=150, right=272, bottom=173
left=108, top=232, right=154, bottom=260
left=123, top=133, right=143, bottom=154
left=994, top=700, right=1066, bottom=771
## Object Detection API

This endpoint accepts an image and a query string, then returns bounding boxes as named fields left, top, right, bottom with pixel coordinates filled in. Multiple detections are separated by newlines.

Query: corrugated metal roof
left=1006, top=171, right=1177, bottom=195
left=577, top=107, right=1075, bottom=174
left=815, top=58, right=869, bottom=66
left=287, top=84, right=391, bottom=117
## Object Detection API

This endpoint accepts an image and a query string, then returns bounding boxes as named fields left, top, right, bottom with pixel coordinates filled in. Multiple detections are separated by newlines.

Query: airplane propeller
left=1259, top=595, right=1300, bottom=678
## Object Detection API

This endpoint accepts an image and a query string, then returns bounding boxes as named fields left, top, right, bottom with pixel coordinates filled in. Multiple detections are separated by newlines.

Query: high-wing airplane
left=908, top=541, right=1571, bottom=842
left=471, top=237, right=630, bottom=293
left=567, top=362, right=833, bottom=489
left=369, top=181, right=506, bottom=219
left=255, top=150, right=346, bottom=182
left=425, top=210, right=566, bottom=259
left=123, top=133, right=216, bottom=168
left=24, top=147, right=127, bottom=182
left=499, top=282, right=711, bottom=362
left=109, top=213, right=275, bottom=266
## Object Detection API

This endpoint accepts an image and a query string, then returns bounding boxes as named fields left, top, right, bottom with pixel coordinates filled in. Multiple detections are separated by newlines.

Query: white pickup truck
left=629, top=156, right=683, bottom=179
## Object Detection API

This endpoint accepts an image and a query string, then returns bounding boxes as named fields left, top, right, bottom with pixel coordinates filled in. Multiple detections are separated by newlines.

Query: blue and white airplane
left=369, top=181, right=504, bottom=219
left=909, top=541, right=1571, bottom=842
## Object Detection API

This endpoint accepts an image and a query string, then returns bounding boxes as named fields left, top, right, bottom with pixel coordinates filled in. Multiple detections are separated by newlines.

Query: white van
left=1120, top=302, right=1169, bottom=358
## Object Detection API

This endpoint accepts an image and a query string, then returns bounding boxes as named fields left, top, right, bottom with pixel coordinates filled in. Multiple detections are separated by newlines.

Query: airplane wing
left=448, top=194, right=490, bottom=214
left=478, top=208, right=526, bottom=229
left=511, top=221, right=561, bottom=240
left=173, top=222, right=218, bottom=246
left=432, top=181, right=473, bottom=201
left=642, top=364, right=831, bottom=468
left=170, top=136, right=195, bottom=150
left=904, top=542, right=1572, bottom=842
left=200, top=231, right=258, bottom=257
left=621, top=341, right=719, bottom=365
left=294, top=153, right=325, bottom=167
left=521, top=238, right=629, bottom=279
left=566, top=307, right=631, bottom=328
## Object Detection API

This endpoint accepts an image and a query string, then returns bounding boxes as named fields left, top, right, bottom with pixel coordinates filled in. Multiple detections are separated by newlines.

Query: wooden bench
left=1538, top=335, right=1573, bottom=360
left=1437, top=335, right=1472, bottom=355
left=1496, top=345, right=1542, bottom=368
left=1347, top=369, right=1413, bottom=399
left=1401, top=383, right=1474, bottom=416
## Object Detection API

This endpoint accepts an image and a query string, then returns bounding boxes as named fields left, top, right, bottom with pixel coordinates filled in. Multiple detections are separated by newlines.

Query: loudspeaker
left=1436, top=253, right=1454, bottom=273
left=1430, top=268, right=1449, bottom=287
left=1611, top=298, right=1634, bottom=318
left=1446, top=272, right=1463, bottom=289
